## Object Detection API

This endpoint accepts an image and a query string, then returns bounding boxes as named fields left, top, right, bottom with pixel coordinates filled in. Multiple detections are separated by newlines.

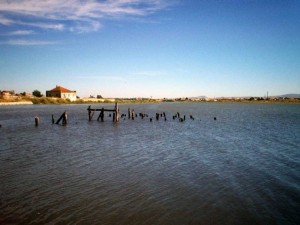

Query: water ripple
left=1, top=103, right=300, bottom=224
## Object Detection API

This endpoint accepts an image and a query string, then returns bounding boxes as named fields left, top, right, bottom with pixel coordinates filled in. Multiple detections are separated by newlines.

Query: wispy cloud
left=20, top=22, right=65, bottom=31
left=5, top=30, right=35, bottom=36
left=0, top=0, right=175, bottom=33
left=0, top=39, right=59, bottom=46
left=0, top=15, right=14, bottom=25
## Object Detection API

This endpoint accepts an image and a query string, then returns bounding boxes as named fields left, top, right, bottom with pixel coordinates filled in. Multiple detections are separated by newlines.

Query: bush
left=32, top=90, right=43, bottom=97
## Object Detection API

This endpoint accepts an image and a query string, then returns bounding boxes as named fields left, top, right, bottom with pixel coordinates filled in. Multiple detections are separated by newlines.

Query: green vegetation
left=32, top=90, right=43, bottom=97
left=31, top=97, right=71, bottom=104
left=1, top=95, right=300, bottom=105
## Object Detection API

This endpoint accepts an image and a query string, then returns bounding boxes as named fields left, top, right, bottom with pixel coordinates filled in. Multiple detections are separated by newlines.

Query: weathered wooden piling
left=115, top=103, right=119, bottom=122
left=88, top=103, right=119, bottom=123
left=62, top=112, right=67, bottom=125
left=97, top=108, right=104, bottom=122
left=156, top=113, right=159, bottom=120
left=56, top=111, right=67, bottom=125
left=88, top=106, right=95, bottom=121
left=128, top=108, right=131, bottom=119
left=101, top=108, right=104, bottom=122
left=35, top=116, right=39, bottom=126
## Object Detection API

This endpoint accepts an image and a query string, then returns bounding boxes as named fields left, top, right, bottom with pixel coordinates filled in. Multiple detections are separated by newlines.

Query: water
left=1, top=103, right=299, bottom=225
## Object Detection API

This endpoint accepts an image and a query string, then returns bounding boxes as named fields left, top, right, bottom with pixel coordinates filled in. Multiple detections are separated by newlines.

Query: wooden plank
left=87, top=109, right=116, bottom=112
left=56, top=112, right=67, bottom=125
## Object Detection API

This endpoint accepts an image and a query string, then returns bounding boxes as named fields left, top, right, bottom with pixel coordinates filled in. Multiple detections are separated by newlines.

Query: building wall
left=46, top=91, right=61, bottom=98
left=61, top=92, right=77, bottom=101
left=46, top=91, right=77, bottom=101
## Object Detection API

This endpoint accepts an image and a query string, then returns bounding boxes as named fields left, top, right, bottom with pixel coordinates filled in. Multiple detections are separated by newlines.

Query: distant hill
left=190, top=96, right=207, bottom=99
left=275, top=94, right=300, bottom=98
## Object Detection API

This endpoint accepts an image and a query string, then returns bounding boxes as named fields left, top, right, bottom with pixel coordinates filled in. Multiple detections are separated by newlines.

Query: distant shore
left=0, top=96, right=299, bottom=105
left=0, top=101, right=33, bottom=105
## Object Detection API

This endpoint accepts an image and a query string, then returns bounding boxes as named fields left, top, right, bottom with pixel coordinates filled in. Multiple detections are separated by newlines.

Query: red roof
left=50, top=86, right=74, bottom=93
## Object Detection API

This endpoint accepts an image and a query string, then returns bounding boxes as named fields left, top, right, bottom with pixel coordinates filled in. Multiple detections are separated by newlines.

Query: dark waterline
left=1, top=103, right=300, bottom=225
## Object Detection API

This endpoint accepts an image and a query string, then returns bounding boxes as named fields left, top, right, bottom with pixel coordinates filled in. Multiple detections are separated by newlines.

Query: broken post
left=56, top=111, right=67, bottom=126
left=35, top=116, right=39, bottom=126
left=128, top=108, right=131, bottom=119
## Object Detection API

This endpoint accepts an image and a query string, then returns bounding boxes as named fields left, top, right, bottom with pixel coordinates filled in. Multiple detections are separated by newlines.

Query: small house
left=46, top=85, right=77, bottom=101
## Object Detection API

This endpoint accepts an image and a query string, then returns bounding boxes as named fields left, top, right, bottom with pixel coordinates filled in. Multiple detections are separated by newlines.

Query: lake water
left=1, top=103, right=299, bottom=225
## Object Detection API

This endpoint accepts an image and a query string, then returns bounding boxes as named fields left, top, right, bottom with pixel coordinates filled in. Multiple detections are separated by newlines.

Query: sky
left=0, top=0, right=299, bottom=98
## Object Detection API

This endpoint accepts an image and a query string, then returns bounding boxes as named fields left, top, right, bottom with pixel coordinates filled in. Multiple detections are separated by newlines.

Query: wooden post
left=62, top=112, right=67, bottom=126
left=56, top=111, right=67, bottom=125
left=52, top=114, right=55, bottom=124
left=113, top=113, right=115, bottom=122
left=97, top=108, right=103, bottom=121
left=132, top=109, right=135, bottom=120
left=101, top=108, right=104, bottom=122
left=35, top=116, right=39, bottom=126
left=115, top=103, right=119, bottom=122
left=88, top=105, right=91, bottom=121
left=128, top=108, right=131, bottom=119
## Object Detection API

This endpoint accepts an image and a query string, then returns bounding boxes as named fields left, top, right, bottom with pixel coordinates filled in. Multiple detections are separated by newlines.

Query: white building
left=46, top=85, right=77, bottom=101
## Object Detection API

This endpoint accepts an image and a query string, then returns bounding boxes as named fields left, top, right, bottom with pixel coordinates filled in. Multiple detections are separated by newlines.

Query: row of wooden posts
left=86, top=103, right=203, bottom=123
left=32, top=102, right=217, bottom=126
left=87, top=103, right=120, bottom=122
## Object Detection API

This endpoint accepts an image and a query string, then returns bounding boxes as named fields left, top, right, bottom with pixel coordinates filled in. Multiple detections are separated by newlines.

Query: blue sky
left=0, top=0, right=299, bottom=98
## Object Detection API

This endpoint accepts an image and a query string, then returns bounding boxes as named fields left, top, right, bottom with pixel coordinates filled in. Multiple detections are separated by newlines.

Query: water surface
left=1, top=103, right=300, bottom=224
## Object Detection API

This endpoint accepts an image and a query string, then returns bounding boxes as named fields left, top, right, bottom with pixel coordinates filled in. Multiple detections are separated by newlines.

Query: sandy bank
left=0, top=101, right=33, bottom=106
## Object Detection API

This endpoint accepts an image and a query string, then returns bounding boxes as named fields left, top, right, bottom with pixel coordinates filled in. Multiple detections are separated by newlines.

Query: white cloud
left=0, top=0, right=175, bottom=33
left=70, top=20, right=102, bottom=33
left=0, top=39, right=58, bottom=46
left=6, top=30, right=35, bottom=36
left=0, top=15, right=14, bottom=25
left=26, top=22, right=65, bottom=31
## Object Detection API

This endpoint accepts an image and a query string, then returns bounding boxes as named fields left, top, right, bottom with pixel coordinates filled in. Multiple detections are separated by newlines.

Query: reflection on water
left=1, top=103, right=300, bottom=224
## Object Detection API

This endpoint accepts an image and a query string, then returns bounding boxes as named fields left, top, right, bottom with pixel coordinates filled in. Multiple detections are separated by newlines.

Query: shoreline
left=0, top=100, right=299, bottom=105
left=0, top=101, right=33, bottom=106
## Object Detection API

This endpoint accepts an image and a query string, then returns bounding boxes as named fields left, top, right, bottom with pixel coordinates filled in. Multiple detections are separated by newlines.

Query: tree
left=32, top=90, right=43, bottom=97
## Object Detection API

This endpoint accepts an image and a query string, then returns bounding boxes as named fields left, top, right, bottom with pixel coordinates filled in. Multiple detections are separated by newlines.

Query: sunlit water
left=1, top=103, right=299, bottom=225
